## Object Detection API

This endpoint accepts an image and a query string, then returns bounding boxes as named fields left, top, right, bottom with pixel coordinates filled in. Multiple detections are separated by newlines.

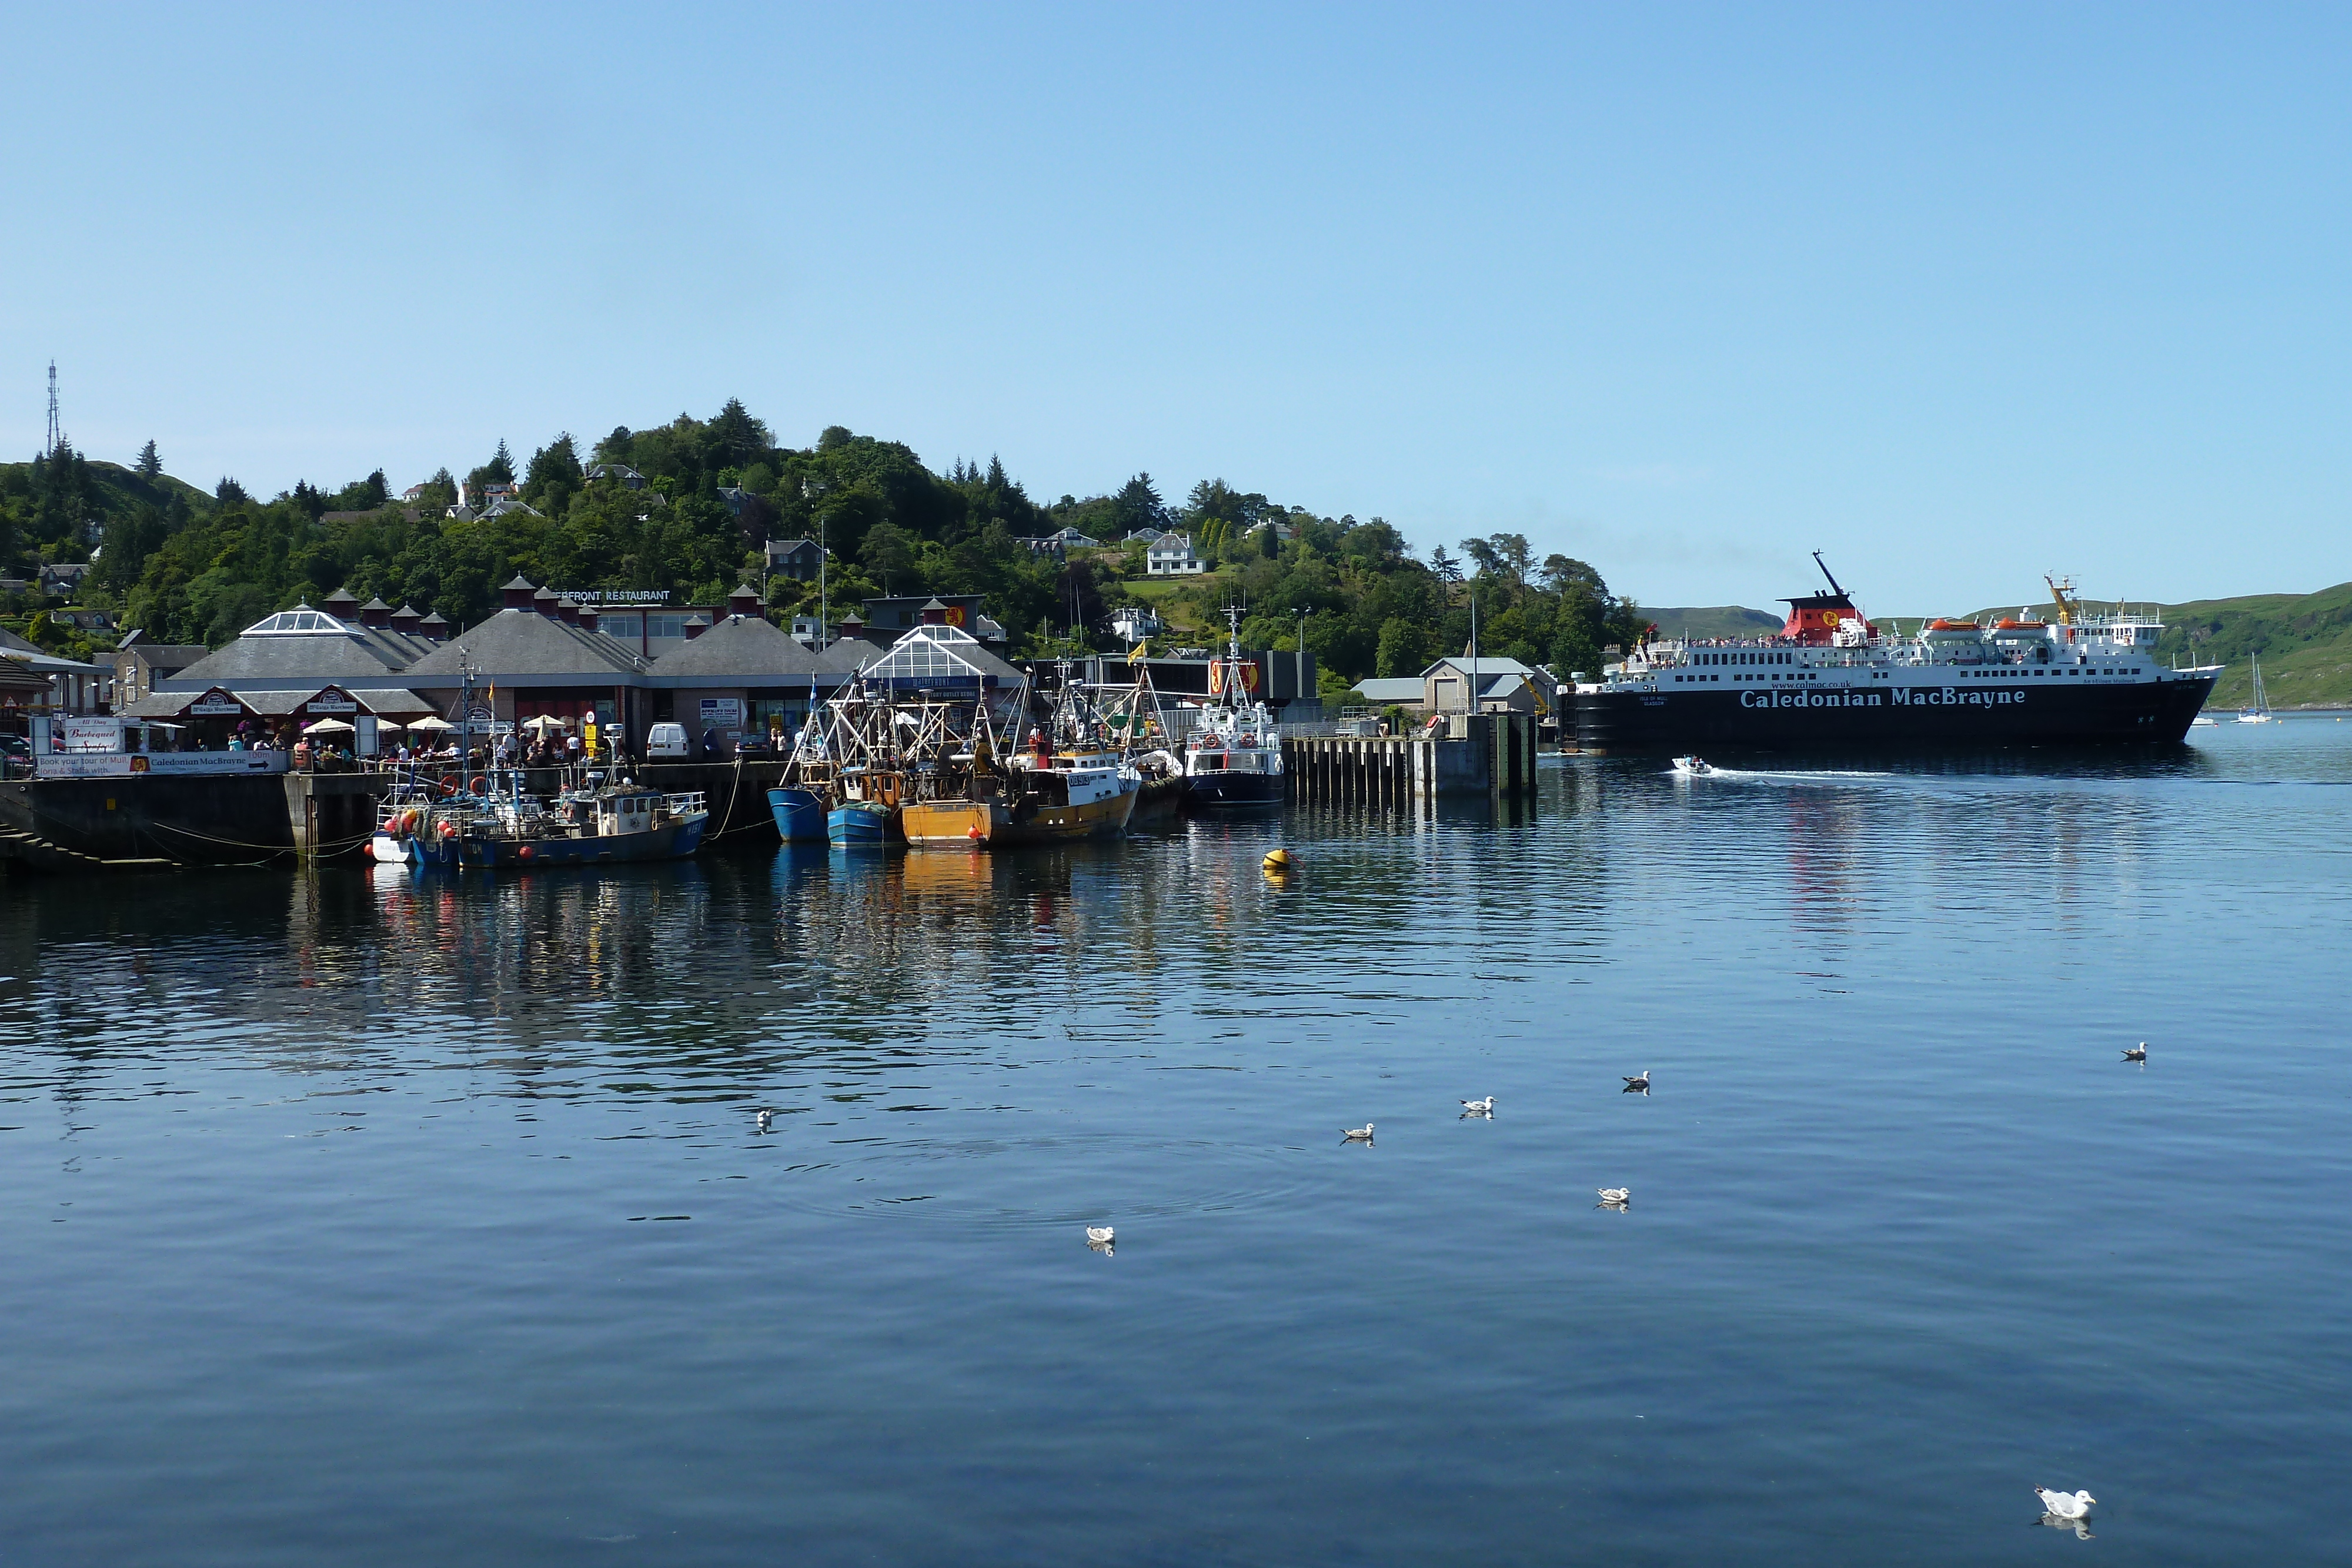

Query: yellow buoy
left=1262, top=848, right=1293, bottom=872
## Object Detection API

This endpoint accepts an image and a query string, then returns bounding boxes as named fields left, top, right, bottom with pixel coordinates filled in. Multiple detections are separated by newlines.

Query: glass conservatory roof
left=860, top=623, right=1007, bottom=687
left=243, top=606, right=359, bottom=637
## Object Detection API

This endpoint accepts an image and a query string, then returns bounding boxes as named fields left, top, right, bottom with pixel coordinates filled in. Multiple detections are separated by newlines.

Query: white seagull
left=2035, top=1488, right=2094, bottom=1521
left=1622, top=1071, right=1650, bottom=1094
left=1596, top=1187, right=1631, bottom=1206
left=1343, top=1124, right=1375, bottom=1141
left=2122, top=1043, right=2147, bottom=1062
left=755, top=1108, right=773, bottom=1132
left=1461, top=1096, right=1495, bottom=1115
left=1085, top=1225, right=1115, bottom=1246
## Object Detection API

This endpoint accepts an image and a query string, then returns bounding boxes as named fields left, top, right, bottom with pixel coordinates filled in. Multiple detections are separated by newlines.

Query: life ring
left=439, top=777, right=459, bottom=798
left=469, top=775, right=489, bottom=794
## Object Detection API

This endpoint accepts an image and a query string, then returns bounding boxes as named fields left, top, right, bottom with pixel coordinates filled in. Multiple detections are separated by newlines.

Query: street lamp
left=1297, top=606, right=1313, bottom=718
left=801, top=478, right=830, bottom=648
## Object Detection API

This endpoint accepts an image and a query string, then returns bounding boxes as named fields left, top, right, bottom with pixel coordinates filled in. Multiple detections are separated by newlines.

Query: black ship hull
left=1572, top=676, right=2216, bottom=753
left=1185, top=769, right=1285, bottom=808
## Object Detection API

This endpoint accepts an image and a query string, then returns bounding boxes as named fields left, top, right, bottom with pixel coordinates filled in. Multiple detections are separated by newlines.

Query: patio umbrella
left=373, top=719, right=406, bottom=732
left=408, top=716, right=454, bottom=731
left=302, top=718, right=355, bottom=734
left=523, top=714, right=567, bottom=731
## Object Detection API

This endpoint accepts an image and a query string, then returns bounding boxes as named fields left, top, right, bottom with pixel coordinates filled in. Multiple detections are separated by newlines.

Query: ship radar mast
left=2043, top=574, right=2080, bottom=627
left=1812, top=551, right=1847, bottom=598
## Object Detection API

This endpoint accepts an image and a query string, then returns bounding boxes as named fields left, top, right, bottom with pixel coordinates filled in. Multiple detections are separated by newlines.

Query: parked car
left=0, top=733, right=29, bottom=758
left=644, top=723, right=690, bottom=759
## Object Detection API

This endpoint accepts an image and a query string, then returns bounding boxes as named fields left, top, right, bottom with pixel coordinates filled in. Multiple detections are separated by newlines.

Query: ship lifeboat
left=1993, top=618, right=2049, bottom=635
left=1922, top=619, right=1983, bottom=640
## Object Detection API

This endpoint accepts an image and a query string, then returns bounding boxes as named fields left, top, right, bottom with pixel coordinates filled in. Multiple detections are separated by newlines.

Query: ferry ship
left=1568, top=557, right=2220, bottom=753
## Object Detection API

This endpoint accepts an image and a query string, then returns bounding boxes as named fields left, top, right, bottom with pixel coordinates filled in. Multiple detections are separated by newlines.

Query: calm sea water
left=4, top=721, right=2349, bottom=1565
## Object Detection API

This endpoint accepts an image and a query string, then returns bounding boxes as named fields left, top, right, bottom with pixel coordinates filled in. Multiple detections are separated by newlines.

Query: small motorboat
left=1672, top=755, right=1715, bottom=777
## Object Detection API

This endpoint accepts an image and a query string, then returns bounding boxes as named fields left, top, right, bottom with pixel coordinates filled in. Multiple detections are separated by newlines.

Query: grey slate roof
left=403, top=609, right=646, bottom=684
left=162, top=621, right=436, bottom=689
left=647, top=614, right=835, bottom=683
left=125, top=643, right=210, bottom=673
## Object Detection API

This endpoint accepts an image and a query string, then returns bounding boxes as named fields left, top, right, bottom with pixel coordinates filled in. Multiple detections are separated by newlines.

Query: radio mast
left=44, top=361, right=60, bottom=456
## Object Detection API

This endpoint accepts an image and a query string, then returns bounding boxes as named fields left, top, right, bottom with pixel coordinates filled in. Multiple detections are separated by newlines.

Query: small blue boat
left=768, top=786, right=828, bottom=842
left=828, top=801, right=893, bottom=847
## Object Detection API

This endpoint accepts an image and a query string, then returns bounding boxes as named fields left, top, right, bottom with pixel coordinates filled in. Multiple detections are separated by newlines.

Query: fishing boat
left=383, top=778, right=709, bottom=868
left=1084, top=657, right=1188, bottom=823
left=900, top=670, right=1139, bottom=847
left=1672, top=755, right=1715, bottom=776
left=1183, top=610, right=1287, bottom=808
left=828, top=797, right=894, bottom=847
left=766, top=708, right=834, bottom=841
left=2237, top=655, right=2276, bottom=723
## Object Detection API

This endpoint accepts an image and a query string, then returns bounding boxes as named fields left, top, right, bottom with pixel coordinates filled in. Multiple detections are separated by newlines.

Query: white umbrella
left=523, top=714, right=567, bottom=731
left=302, top=718, right=355, bottom=734
left=373, top=719, right=406, bottom=732
left=408, top=716, right=454, bottom=731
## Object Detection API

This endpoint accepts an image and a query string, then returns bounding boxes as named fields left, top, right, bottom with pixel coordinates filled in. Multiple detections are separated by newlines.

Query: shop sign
left=188, top=688, right=243, bottom=716
left=58, top=715, right=124, bottom=753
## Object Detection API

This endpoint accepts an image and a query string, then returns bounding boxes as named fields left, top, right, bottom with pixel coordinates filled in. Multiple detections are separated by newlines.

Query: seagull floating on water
left=1344, top=1124, right=1375, bottom=1141
left=2123, top=1043, right=2147, bottom=1062
left=1085, top=1225, right=1115, bottom=1246
left=2036, top=1488, right=2094, bottom=1521
left=1461, top=1096, right=1495, bottom=1115
left=1622, top=1071, right=1650, bottom=1094
left=1596, top=1187, right=1631, bottom=1206
left=755, top=1108, right=773, bottom=1132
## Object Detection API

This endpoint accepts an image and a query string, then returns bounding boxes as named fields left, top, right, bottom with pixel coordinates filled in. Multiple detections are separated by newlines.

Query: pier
left=1283, top=714, right=1540, bottom=806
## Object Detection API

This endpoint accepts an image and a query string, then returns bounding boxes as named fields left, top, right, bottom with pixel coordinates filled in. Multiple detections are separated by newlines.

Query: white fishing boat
left=1671, top=755, right=1715, bottom=776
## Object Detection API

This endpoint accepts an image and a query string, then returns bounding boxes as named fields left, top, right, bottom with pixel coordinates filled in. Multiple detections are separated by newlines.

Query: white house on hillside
left=1147, top=534, right=1203, bottom=576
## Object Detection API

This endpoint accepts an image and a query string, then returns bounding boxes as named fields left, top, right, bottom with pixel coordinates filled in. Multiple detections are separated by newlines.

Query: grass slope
left=1944, top=581, right=2352, bottom=708
left=0, top=458, right=213, bottom=520
left=1645, top=605, right=1783, bottom=640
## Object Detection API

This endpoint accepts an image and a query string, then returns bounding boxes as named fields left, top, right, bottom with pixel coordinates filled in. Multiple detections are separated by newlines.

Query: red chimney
left=533, top=587, right=560, bottom=618
left=684, top=614, right=709, bottom=641
left=390, top=604, right=423, bottom=634
left=500, top=574, right=536, bottom=610
left=920, top=597, right=948, bottom=626
left=557, top=598, right=582, bottom=625
left=360, top=597, right=392, bottom=629
left=727, top=584, right=760, bottom=619
left=578, top=604, right=599, bottom=633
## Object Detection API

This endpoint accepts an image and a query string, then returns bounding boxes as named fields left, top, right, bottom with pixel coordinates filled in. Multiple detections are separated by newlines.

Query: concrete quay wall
left=1284, top=714, right=1539, bottom=807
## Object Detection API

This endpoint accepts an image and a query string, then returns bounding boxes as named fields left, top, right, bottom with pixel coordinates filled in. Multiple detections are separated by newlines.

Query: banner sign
left=699, top=698, right=743, bottom=732
left=36, top=752, right=289, bottom=778
left=58, top=716, right=123, bottom=752
left=552, top=589, right=671, bottom=604
left=188, top=688, right=244, bottom=716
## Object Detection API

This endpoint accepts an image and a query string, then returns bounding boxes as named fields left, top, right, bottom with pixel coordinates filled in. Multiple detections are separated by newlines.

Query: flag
left=1127, top=639, right=1148, bottom=665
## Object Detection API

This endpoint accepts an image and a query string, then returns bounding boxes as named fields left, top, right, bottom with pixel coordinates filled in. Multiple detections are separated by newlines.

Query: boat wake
left=1666, top=765, right=1894, bottom=783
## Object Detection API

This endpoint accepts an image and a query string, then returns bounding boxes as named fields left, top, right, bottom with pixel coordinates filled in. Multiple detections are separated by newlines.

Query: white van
left=645, top=723, right=690, bottom=760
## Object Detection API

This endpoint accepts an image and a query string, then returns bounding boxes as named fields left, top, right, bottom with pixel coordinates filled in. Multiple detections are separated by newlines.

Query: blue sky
left=4, top=4, right=2345, bottom=612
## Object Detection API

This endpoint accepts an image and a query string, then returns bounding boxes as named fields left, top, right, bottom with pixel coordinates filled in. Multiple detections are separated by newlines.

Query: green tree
left=1377, top=615, right=1432, bottom=678
left=860, top=520, right=918, bottom=595
left=136, top=439, right=161, bottom=479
